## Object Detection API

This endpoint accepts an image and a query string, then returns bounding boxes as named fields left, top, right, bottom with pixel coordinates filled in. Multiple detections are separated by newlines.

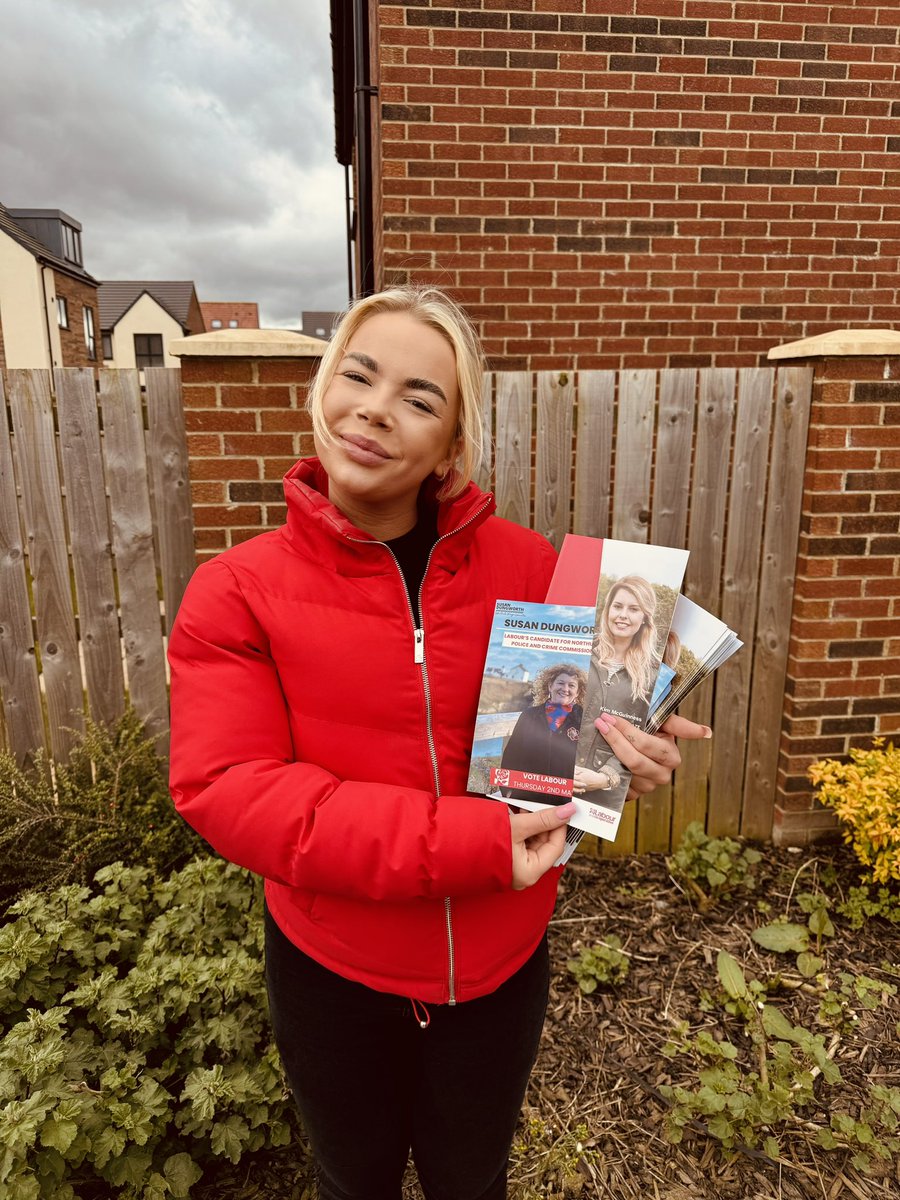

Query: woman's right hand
left=509, top=803, right=576, bottom=889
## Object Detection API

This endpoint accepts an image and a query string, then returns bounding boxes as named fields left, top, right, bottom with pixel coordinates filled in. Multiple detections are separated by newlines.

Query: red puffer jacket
left=168, top=458, right=560, bottom=1003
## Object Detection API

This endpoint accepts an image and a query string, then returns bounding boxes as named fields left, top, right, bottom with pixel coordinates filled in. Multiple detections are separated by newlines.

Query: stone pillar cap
left=768, top=328, right=900, bottom=360
left=169, top=328, right=329, bottom=358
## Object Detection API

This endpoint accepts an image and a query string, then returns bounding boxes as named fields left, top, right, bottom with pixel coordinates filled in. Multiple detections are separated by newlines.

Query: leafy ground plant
left=660, top=951, right=900, bottom=1172
left=509, top=1115, right=598, bottom=1198
left=567, top=936, right=630, bottom=993
left=0, top=708, right=205, bottom=915
left=666, top=821, right=761, bottom=910
left=0, top=856, right=301, bottom=1199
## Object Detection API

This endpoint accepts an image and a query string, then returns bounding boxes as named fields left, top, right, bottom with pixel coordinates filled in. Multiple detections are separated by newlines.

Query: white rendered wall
left=0, top=234, right=53, bottom=367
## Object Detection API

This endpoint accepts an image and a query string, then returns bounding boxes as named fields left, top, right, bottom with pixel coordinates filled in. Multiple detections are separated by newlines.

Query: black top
left=384, top=509, right=438, bottom=625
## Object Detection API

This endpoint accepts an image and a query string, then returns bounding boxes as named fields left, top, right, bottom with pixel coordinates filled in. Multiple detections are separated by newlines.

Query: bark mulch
left=200, top=843, right=900, bottom=1199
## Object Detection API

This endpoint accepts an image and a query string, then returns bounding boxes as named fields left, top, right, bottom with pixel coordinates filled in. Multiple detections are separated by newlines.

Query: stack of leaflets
left=466, top=535, right=741, bottom=856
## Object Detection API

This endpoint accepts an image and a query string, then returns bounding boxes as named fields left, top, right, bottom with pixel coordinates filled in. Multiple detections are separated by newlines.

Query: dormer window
left=62, top=222, right=82, bottom=265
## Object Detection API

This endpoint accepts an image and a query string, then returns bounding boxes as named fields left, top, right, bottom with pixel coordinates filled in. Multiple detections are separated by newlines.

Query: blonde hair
left=531, top=663, right=587, bottom=707
left=594, top=576, right=659, bottom=704
left=307, top=286, right=486, bottom=498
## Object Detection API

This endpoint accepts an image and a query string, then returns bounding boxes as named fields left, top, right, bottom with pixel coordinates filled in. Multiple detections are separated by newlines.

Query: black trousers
left=264, top=907, right=550, bottom=1200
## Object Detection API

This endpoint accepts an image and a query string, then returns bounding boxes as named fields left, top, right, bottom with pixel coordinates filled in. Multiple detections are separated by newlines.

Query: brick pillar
left=769, top=329, right=900, bottom=845
left=170, top=329, right=326, bottom=562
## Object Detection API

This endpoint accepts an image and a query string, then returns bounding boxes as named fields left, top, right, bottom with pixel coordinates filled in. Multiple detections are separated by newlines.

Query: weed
left=567, top=937, right=630, bottom=993
left=667, top=821, right=761, bottom=910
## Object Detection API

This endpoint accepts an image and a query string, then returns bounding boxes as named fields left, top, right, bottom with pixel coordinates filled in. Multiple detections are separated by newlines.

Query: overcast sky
left=0, top=0, right=348, bottom=328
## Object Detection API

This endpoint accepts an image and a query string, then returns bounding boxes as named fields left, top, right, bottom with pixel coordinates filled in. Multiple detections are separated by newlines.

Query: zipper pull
left=414, top=628, right=424, bottom=663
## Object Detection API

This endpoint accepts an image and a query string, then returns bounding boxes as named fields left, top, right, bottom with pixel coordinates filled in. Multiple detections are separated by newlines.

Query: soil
left=199, top=843, right=900, bottom=1199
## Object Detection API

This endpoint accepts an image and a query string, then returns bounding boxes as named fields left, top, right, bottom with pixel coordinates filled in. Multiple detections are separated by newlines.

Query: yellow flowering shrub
left=808, top=739, right=900, bottom=885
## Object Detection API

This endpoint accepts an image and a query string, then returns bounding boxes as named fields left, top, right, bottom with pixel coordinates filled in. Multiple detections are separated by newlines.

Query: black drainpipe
left=352, top=0, right=376, bottom=297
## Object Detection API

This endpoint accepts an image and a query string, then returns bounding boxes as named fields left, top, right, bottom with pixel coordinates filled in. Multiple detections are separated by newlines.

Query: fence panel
left=534, top=371, right=573, bottom=550
left=709, top=367, right=775, bottom=837
left=56, top=368, right=125, bottom=729
left=99, top=369, right=171, bottom=750
left=0, top=367, right=191, bottom=765
left=573, top=371, right=614, bottom=539
left=7, top=370, right=83, bottom=760
left=493, top=372, right=532, bottom=530
left=611, top=370, right=655, bottom=543
left=671, top=368, right=738, bottom=846
left=145, top=368, right=195, bottom=633
left=742, top=366, right=813, bottom=839
left=638, top=369, right=697, bottom=853
left=0, top=375, right=45, bottom=759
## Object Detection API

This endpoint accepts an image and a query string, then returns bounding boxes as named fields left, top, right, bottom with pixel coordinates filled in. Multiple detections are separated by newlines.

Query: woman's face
left=315, top=310, right=461, bottom=527
left=548, top=672, right=579, bottom=706
left=606, top=587, right=645, bottom=643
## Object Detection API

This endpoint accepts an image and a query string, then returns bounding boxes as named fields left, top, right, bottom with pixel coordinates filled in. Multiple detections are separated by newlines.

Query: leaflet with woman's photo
left=466, top=601, right=594, bottom=806
left=571, top=539, right=689, bottom=840
left=544, top=534, right=741, bottom=863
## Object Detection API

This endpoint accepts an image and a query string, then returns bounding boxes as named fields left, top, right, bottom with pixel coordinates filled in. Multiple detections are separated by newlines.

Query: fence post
left=767, top=329, right=900, bottom=845
left=169, top=329, right=327, bottom=562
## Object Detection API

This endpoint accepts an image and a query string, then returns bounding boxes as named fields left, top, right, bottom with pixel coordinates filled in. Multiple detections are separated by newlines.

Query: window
left=62, top=223, right=82, bottom=265
left=134, top=333, right=164, bottom=369
left=228, top=319, right=239, bottom=328
left=57, top=297, right=69, bottom=328
left=211, top=318, right=222, bottom=329
left=83, top=306, right=96, bottom=359
left=102, top=333, right=113, bottom=360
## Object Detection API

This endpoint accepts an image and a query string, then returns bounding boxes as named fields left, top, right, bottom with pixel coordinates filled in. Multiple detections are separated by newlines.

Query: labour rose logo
left=567, top=728, right=579, bottom=741
left=494, top=769, right=510, bottom=787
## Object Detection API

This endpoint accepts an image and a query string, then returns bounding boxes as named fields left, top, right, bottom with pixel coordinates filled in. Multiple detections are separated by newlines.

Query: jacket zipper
left=348, top=498, right=492, bottom=1006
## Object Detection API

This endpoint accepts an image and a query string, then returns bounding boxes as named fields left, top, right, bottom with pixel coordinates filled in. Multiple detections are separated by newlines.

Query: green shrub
left=809, top=739, right=900, bottom=885
left=0, top=708, right=205, bottom=914
left=0, top=856, right=302, bottom=1198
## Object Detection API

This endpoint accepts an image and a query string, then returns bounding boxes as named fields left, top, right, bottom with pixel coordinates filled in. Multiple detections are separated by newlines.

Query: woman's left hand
left=592, top=712, right=712, bottom=801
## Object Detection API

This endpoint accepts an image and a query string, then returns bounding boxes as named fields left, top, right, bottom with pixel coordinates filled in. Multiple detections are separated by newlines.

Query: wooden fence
left=0, top=363, right=812, bottom=852
left=475, top=365, right=813, bottom=853
left=0, top=367, right=193, bottom=763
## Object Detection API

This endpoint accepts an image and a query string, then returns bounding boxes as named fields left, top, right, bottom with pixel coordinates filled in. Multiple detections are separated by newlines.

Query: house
left=300, top=310, right=341, bottom=340
left=331, top=5, right=899, bottom=369
left=200, top=301, right=259, bottom=331
left=0, top=203, right=101, bottom=369
left=98, top=281, right=204, bottom=368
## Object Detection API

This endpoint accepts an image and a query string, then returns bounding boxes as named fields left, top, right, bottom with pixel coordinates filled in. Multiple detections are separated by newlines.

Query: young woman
left=499, top=663, right=587, bottom=804
left=575, top=576, right=659, bottom=797
left=168, top=288, right=708, bottom=1200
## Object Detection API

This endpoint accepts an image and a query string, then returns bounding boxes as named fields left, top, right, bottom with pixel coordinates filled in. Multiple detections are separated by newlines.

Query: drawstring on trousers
left=410, top=998, right=431, bottom=1029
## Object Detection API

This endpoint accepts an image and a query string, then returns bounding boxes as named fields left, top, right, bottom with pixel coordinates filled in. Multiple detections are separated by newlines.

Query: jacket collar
left=280, top=457, right=496, bottom=575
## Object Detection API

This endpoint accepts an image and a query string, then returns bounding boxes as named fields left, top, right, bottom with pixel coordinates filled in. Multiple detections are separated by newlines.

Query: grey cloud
left=0, top=0, right=346, bottom=324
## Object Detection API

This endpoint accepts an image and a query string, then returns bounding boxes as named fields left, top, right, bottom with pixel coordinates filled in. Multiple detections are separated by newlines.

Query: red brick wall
left=179, top=354, right=319, bottom=561
left=200, top=302, right=260, bottom=331
left=374, top=2, right=899, bottom=370
left=776, top=352, right=900, bottom=843
left=54, top=273, right=101, bottom=367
